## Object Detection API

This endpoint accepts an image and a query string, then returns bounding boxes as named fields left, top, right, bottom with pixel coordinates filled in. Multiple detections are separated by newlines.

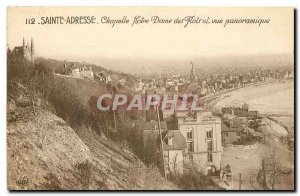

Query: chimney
left=167, top=133, right=174, bottom=146
left=168, top=136, right=173, bottom=146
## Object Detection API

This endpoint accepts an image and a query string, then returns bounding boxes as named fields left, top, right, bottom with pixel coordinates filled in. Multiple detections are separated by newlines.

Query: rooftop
left=162, top=130, right=187, bottom=151
left=142, top=129, right=187, bottom=151
left=221, top=119, right=243, bottom=132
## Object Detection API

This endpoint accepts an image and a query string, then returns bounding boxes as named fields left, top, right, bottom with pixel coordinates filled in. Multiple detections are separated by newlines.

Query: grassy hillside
left=7, top=51, right=177, bottom=190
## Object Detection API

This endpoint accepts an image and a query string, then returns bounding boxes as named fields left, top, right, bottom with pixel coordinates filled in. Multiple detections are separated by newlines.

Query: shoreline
left=211, top=79, right=294, bottom=135
left=266, top=116, right=292, bottom=136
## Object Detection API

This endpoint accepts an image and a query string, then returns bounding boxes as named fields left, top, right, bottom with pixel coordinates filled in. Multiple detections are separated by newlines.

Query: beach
left=214, top=80, right=294, bottom=132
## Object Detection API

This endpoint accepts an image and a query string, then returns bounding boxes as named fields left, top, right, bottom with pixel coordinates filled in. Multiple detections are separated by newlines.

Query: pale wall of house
left=164, top=150, right=184, bottom=175
left=191, top=152, right=222, bottom=174
left=80, top=70, right=94, bottom=78
left=72, top=69, right=80, bottom=77
left=222, top=132, right=241, bottom=146
left=178, top=123, right=222, bottom=153
left=178, top=121, right=222, bottom=174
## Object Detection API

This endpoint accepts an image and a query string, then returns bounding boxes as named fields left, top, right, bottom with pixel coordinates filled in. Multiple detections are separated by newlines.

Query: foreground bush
left=170, top=167, right=223, bottom=190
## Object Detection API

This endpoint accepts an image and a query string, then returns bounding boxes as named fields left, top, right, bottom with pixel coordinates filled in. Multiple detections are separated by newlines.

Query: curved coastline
left=213, top=79, right=294, bottom=134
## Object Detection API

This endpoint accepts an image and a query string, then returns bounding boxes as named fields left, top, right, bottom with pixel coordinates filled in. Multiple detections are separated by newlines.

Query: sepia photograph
left=6, top=7, right=294, bottom=191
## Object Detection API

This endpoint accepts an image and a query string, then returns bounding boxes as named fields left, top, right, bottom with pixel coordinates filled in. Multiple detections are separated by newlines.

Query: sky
left=7, top=7, right=294, bottom=70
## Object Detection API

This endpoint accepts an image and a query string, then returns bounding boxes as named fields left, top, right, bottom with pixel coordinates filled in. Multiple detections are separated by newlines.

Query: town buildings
left=222, top=103, right=259, bottom=118
left=80, top=67, right=94, bottom=79
left=66, top=65, right=94, bottom=79
left=95, top=71, right=113, bottom=83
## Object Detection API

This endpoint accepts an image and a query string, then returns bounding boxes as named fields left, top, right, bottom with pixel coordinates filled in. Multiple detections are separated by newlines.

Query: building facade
left=221, top=119, right=243, bottom=147
left=178, top=112, right=222, bottom=174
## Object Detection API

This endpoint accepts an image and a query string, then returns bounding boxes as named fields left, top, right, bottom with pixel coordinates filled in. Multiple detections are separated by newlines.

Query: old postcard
left=7, top=7, right=294, bottom=190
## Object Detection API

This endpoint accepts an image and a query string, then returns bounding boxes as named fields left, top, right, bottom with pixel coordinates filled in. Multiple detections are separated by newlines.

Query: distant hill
left=85, top=53, right=294, bottom=75
left=35, top=57, right=137, bottom=87
left=35, top=57, right=108, bottom=73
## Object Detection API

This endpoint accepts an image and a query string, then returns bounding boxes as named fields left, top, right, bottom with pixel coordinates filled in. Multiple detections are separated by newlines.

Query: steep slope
left=7, top=109, right=177, bottom=190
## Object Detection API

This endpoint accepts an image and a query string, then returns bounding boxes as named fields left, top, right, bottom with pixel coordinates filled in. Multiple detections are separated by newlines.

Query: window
left=167, top=136, right=173, bottom=146
left=186, top=127, right=193, bottom=139
left=187, top=141, right=194, bottom=152
left=225, top=132, right=229, bottom=137
left=206, top=131, right=212, bottom=138
left=207, top=141, right=213, bottom=151
left=187, top=131, right=193, bottom=139
left=207, top=153, right=213, bottom=162
left=206, top=127, right=213, bottom=138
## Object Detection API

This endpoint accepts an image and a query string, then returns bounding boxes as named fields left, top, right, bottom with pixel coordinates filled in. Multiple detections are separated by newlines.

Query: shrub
left=172, top=167, right=222, bottom=190
left=75, top=160, right=92, bottom=189
left=42, top=173, right=62, bottom=190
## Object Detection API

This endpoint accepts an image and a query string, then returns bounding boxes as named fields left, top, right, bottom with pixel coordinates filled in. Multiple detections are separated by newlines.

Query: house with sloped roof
left=142, top=121, right=186, bottom=175
left=248, top=110, right=259, bottom=119
left=221, top=119, right=243, bottom=147
left=162, top=130, right=186, bottom=175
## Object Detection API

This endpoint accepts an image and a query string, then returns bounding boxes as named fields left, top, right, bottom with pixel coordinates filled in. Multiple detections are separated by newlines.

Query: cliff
left=7, top=108, right=176, bottom=190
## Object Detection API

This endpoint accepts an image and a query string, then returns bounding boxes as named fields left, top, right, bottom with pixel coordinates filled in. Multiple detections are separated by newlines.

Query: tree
left=260, top=144, right=292, bottom=190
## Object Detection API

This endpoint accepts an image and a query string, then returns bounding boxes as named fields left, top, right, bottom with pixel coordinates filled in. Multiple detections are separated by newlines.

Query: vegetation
left=7, top=52, right=222, bottom=190
left=41, top=173, right=62, bottom=190
left=8, top=51, right=119, bottom=138
left=170, top=167, right=223, bottom=190
left=7, top=51, right=148, bottom=160
left=75, top=160, right=92, bottom=189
